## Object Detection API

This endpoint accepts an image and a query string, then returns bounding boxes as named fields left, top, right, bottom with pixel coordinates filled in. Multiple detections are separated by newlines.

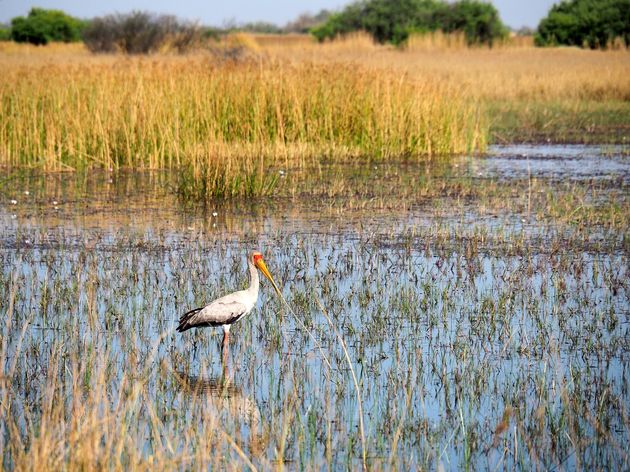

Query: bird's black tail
left=177, top=307, right=202, bottom=332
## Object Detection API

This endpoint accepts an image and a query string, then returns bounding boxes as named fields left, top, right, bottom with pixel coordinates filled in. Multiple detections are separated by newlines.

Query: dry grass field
left=263, top=32, right=630, bottom=142
left=261, top=32, right=629, bottom=101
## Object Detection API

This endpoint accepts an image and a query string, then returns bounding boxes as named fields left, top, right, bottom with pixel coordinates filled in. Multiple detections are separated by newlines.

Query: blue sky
left=0, top=1, right=558, bottom=29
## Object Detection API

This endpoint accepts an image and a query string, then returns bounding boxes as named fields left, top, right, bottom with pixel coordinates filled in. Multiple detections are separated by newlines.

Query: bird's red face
left=252, top=252, right=263, bottom=265
left=252, top=252, right=282, bottom=296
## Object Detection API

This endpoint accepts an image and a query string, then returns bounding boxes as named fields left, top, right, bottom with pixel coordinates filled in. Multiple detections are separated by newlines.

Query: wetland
left=1, top=144, right=628, bottom=470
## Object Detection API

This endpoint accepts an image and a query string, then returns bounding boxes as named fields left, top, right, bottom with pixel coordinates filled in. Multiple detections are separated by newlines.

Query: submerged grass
left=1, top=210, right=628, bottom=469
left=0, top=143, right=628, bottom=470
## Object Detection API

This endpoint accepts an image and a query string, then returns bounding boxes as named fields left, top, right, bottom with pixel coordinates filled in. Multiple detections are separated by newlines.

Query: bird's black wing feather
left=177, top=300, right=248, bottom=332
left=177, top=307, right=203, bottom=332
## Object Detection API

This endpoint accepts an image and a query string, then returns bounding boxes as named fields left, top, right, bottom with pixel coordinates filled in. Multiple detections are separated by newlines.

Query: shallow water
left=482, top=144, right=630, bottom=183
left=1, top=145, right=628, bottom=470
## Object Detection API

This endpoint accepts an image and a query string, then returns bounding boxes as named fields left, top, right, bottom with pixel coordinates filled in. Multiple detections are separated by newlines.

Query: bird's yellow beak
left=255, top=258, right=282, bottom=296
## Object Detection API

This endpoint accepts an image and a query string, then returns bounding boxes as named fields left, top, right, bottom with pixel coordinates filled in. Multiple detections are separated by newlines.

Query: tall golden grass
left=260, top=32, right=629, bottom=102
left=405, top=31, right=535, bottom=51
left=265, top=32, right=629, bottom=145
left=0, top=45, right=485, bottom=197
left=406, top=31, right=470, bottom=51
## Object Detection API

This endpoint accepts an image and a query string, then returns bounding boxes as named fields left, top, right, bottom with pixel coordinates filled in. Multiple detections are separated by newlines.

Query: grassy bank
left=1, top=37, right=628, bottom=198
left=489, top=100, right=630, bottom=144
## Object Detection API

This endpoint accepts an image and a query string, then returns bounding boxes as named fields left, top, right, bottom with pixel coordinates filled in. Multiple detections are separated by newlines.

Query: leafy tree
left=10, top=8, right=85, bottom=45
left=311, top=0, right=507, bottom=46
left=203, top=27, right=222, bottom=41
left=312, top=0, right=437, bottom=44
left=536, top=0, right=630, bottom=48
left=311, top=3, right=367, bottom=41
left=436, top=1, right=507, bottom=46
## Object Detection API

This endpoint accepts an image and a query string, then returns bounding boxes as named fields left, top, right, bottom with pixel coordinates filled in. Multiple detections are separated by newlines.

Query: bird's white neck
left=247, top=259, right=260, bottom=298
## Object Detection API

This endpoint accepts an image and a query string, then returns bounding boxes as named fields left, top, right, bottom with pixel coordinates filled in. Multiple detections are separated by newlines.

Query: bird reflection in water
left=173, top=362, right=265, bottom=455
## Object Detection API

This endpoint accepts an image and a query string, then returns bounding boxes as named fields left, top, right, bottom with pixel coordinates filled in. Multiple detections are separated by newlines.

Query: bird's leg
left=221, top=328, right=230, bottom=365
left=222, top=329, right=229, bottom=350
left=222, top=355, right=230, bottom=379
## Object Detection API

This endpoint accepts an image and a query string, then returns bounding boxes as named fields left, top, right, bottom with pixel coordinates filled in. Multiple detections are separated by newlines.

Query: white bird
left=177, top=251, right=281, bottom=355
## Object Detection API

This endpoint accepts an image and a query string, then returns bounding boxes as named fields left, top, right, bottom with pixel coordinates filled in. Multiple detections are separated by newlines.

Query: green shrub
left=82, top=11, right=202, bottom=54
left=311, top=0, right=507, bottom=46
left=234, top=22, right=283, bottom=34
left=0, top=27, right=11, bottom=41
left=10, top=8, right=85, bottom=45
left=535, top=0, right=630, bottom=48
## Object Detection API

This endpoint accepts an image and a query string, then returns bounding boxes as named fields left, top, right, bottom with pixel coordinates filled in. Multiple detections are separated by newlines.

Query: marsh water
left=1, top=145, right=628, bottom=470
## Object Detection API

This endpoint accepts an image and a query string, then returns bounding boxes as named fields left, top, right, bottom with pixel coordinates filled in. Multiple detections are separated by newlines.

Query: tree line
left=1, top=1, right=628, bottom=52
left=311, top=0, right=507, bottom=46
left=535, top=0, right=629, bottom=48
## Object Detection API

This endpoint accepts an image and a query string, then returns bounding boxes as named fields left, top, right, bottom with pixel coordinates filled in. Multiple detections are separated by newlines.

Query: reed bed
left=405, top=32, right=533, bottom=52
left=0, top=51, right=484, bottom=186
left=265, top=34, right=630, bottom=103
left=405, top=31, right=471, bottom=51
left=0, top=40, right=88, bottom=57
